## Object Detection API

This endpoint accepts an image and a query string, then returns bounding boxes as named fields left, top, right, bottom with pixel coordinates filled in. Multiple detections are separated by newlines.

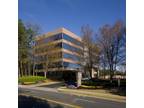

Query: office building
left=34, top=28, right=82, bottom=81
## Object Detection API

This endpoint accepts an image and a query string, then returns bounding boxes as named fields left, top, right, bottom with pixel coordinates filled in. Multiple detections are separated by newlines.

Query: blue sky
left=19, top=0, right=126, bottom=36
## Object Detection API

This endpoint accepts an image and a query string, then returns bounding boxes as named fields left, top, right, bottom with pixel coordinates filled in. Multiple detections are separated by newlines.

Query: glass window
left=35, top=64, right=43, bottom=69
left=35, top=42, right=62, bottom=54
left=63, top=53, right=78, bottom=61
left=55, top=42, right=62, bottom=48
left=53, top=61, right=63, bottom=68
left=62, top=62, right=80, bottom=69
left=62, top=33, right=82, bottom=46
left=62, top=43, right=80, bottom=52
left=46, top=61, right=63, bottom=68
left=36, top=33, right=62, bottom=45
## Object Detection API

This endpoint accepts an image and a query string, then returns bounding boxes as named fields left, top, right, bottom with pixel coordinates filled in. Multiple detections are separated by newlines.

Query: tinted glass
left=36, top=33, right=62, bottom=45
left=55, top=42, right=62, bottom=48
left=51, top=61, right=63, bottom=68
left=63, top=53, right=78, bottom=61
left=62, top=33, right=82, bottom=46
left=62, top=43, right=80, bottom=52
left=63, top=62, right=80, bottom=69
left=35, top=42, right=62, bottom=54
left=35, top=64, right=43, bottom=69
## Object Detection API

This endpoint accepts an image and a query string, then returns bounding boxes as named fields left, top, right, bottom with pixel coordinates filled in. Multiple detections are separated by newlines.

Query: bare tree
left=34, top=40, right=62, bottom=77
left=81, top=25, right=100, bottom=78
left=97, top=21, right=126, bottom=81
left=44, top=44, right=61, bottom=74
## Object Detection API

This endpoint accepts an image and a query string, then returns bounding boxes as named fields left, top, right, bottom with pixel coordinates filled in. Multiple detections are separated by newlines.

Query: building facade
left=34, top=28, right=82, bottom=81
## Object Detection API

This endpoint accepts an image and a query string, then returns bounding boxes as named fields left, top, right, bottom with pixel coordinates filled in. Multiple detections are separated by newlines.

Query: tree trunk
left=20, top=61, right=23, bottom=76
left=89, top=68, right=93, bottom=79
left=18, top=61, right=21, bottom=77
left=33, top=63, right=35, bottom=76
left=32, top=53, right=35, bottom=76
left=109, top=63, right=114, bottom=81
left=24, top=63, right=27, bottom=76
left=28, top=62, right=31, bottom=76
left=110, top=68, right=114, bottom=84
left=18, top=63, right=21, bottom=77
left=110, top=71, right=114, bottom=81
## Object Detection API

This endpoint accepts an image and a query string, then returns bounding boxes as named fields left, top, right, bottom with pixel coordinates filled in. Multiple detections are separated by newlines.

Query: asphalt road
left=19, top=87, right=125, bottom=108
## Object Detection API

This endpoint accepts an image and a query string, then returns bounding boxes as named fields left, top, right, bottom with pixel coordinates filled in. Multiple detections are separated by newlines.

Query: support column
left=97, top=69, right=100, bottom=78
left=91, top=68, right=95, bottom=78
left=77, top=71, right=82, bottom=87
left=118, top=78, right=121, bottom=88
left=44, top=72, right=47, bottom=78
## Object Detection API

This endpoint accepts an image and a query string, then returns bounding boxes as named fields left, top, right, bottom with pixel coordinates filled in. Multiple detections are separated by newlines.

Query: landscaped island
left=18, top=76, right=47, bottom=85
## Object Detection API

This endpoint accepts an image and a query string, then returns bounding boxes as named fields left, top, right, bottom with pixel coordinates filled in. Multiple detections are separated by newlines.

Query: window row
left=35, top=42, right=81, bottom=54
left=35, top=52, right=62, bottom=62
left=35, top=33, right=82, bottom=47
left=63, top=43, right=80, bottom=53
left=35, top=43, right=62, bottom=54
left=63, top=53, right=79, bottom=61
left=35, top=33, right=62, bottom=45
left=62, top=33, right=82, bottom=47
left=35, top=52, right=79, bottom=62
left=63, top=62, right=80, bottom=69
left=35, top=61, right=80, bottom=70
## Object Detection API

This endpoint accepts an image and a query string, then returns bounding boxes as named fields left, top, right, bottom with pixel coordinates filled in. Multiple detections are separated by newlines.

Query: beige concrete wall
left=35, top=28, right=81, bottom=42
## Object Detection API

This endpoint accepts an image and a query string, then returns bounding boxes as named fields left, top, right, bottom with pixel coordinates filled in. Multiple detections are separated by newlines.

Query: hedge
left=18, top=76, right=47, bottom=84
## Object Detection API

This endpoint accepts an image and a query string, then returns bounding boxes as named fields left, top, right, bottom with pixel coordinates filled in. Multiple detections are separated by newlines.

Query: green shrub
left=82, top=79, right=126, bottom=88
left=18, top=76, right=47, bottom=84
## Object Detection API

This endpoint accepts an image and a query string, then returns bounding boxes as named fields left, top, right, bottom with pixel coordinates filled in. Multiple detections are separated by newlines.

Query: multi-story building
left=34, top=28, right=82, bottom=82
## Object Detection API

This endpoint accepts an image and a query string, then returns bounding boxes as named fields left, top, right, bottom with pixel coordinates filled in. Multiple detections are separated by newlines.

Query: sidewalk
left=58, top=87, right=126, bottom=103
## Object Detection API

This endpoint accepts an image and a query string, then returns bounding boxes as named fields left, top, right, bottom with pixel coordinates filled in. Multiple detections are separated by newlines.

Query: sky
left=19, top=0, right=126, bottom=36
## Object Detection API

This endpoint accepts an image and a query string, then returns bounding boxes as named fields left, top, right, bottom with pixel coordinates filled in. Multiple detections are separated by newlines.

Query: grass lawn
left=18, top=76, right=47, bottom=85
left=81, top=79, right=126, bottom=96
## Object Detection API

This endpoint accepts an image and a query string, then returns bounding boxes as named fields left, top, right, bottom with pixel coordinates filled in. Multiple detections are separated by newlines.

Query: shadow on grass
left=18, top=95, right=64, bottom=108
left=81, top=78, right=126, bottom=96
left=107, top=87, right=126, bottom=96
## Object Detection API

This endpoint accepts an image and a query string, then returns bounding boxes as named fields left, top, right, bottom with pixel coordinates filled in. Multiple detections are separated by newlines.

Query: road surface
left=19, top=87, right=125, bottom=108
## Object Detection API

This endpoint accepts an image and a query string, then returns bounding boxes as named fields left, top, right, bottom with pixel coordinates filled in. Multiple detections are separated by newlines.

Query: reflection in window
left=62, top=43, right=80, bottom=52
left=35, top=64, right=43, bottom=69
left=47, top=61, right=63, bottom=68
left=36, top=33, right=62, bottom=45
left=62, top=33, right=82, bottom=46
left=63, top=53, right=78, bottom=61
left=63, top=62, right=80, bottom=69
